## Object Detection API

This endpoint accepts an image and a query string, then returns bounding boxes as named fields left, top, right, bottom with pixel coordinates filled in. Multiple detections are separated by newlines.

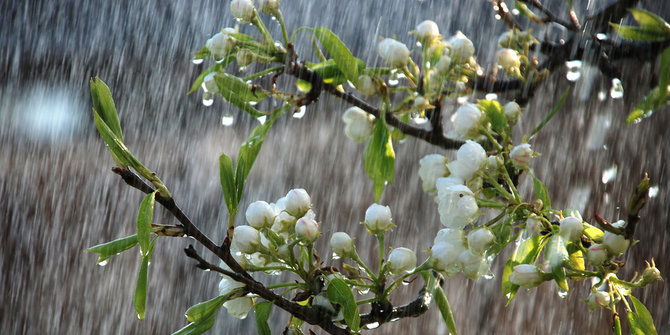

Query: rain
left=1, top=0, right=669, bottom=334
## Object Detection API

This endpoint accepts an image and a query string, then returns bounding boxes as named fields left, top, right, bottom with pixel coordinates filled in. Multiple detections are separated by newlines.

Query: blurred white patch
left=601, top=165, right=617, bottom=184
left=567, top=185, right=591, bottom=214
left=586, top=114, right=611, bottom=150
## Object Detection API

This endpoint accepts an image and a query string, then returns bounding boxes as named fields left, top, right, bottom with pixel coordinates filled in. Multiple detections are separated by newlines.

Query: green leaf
left=627, top=46, right=670, bottom=123
left=134, top=239, right=156, bottom=321
left=566, top=242, right=585, bottom=272
left=629, top=295, right=658, bottom=335
left=85, top=234, right=138, bottom=264
left=530, top=87, right=569, bottom=139
left=502, top=235, right=547, bottom=304
left=364, top=119, right=395, bottom=202
left=234, top=107, right=287, bottom=202
left=192, top=45, right=211, bottom=61
left=313, top=27, right=360, bottom=84
left=627, top=312, right=647, bottom=335
left=185, top=295, right=227, bottom=323
left=614, top=315, right=623, bottom=335
left=219, top=154, right=237, bottom=213
left=583, top=222, right=604, bottom=241
left=610, top=24, right=669, bottom=42
left=90, top=77, right=123, bottom=141
left=629, top=9, right=670, bottom=34
left=434, top=285, right=458, bottom=335
left=254, top=301, right=273, bottom=335
left=214, top=73, right=266, bottom=118
left=172, top=312, right=217, bottom=335
left=531, top=173, right=551, bottom=210
left=478, top=100, right=509, bottom=136
left=296, top=79, right=312, bottom=93
left=137, top=191, right=157, bottom=257
left=188, top=61, right=232, bottom=95
left=92, top=111, right=132, bottom=168
left=489, top=218, right=513, bottom=255
left=326, top=277, right=360, bottom=332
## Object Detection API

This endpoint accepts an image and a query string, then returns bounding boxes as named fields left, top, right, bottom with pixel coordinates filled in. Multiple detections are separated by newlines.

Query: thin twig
left=517, top=0, right=579, bottom=31
left=492, top=0, right=523, bottom=30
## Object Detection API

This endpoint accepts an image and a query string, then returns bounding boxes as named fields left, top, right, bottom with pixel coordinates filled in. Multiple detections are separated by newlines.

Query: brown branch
left=359, top=281, right=433, bottom=328
left=111, top=167, right=349, bottom=335
left=518, top=0, right=579, bottom=31
left=492, top=0, right=523, bottom=30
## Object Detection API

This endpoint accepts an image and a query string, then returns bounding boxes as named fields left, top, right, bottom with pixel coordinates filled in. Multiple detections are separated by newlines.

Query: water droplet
left=366, top=322, right=380, bottom=329
left=388, top=78, right=399, bottom=86
left=557, top=288, right=568, bottom=298
left=495, top=14, right=502, bottom=21
left=649, top=185, right=659, bottom=198
left=191, top=58, right=204, bottom=65
left=511, top=8, right=519, bottom=15
left=456, top=96, right=468, bottom=104
left=565, top=60, right=582, bottom=82
left=221, top=113, right=234, bottom=126
left=97, top=259, right=109, bottom=267
left=390, top=317, right=401, bottom=322
left=401, top=280, right=410, bottom=286
left=598, top=91, right=607, bottom=101
left=485, top=93, right=497, bottom=100
left=202, top=93, right=214, bottom=107
left=256, top=115, right=267, bottom=124
left=596, top=33, right=608, bottom=41
left=610, top=78, right=624, bottom=99
left=331, top=253, right=340, bottom=260
left=239, top=66, right=248, bottom=72
left=416, top=41, right=422, bottom=47
left=357, top=288, right=370, bottom=295
left=293, top=106, right=306, bottom=118
left=271, top=16, right=277, bottom=21
left=505, top=292, right=511, bottom=299
left=601, top=165, right=618, bottom=184
left=484, top=272, right=495, bottom=280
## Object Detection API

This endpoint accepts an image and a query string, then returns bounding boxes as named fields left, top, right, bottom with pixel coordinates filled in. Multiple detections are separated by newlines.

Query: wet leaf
left=326, top=277, right=360, bottom=332
left=313, top=27, right=359, bottom=84
left=628, top=9, right=670, bottom=34
left=364, top=118, right=395, bottom=202
left=214, top=72, right=266, bottom=118
left=566, top=242, right=585, bottom=273
left=134, top=239, right=156, bottom=321
left=629, top=295, right=658, bottom=334
left=192, top=45, right=211, bottom=61
left=172, top=312, right=216, bottom=335
left=85, top=234, right=138, bottom=264
left=254, top=301, right=273, bottom=335
left=219, top=154, right=237, bottom=213
left=478, top=100, right=508, bottom=137
left=502, top=235, right=547, bottom=304
left=188, top=61, right=232, bottom=95
left=137, top=191, right=157, bottom=257
left=610, top=24, right=669, bottom=42
left=627, top=47, right=670, bottom=123
left=434, top=285, right=458, bottom=335
left=185, top=295, right=227, bottom=323
left=531, top=173, right=551, bottom=210
left=90, top=77, right=123, bottom=141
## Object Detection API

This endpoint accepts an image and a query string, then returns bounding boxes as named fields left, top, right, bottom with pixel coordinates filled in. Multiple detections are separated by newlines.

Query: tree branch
left=517, top=0, right=580, bottom=31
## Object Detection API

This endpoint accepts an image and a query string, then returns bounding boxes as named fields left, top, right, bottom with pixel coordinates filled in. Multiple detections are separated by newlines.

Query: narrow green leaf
left=192, top=45, right=212, bottom=61
left=185, top=295, right=227, bottom=323
left=85, top=234, right=138, bottom=264
left=627, top=312, right=647, bottom=335
left=134, top=239, right=156, bottom=321
left=254, top=301, right=273, bottom=335
left=531, top=173, right=551, bottom=210
left=326, top=277, right=360, bottom=332
left=530, top=87, right=569, bottom=138
left=610, top=24, right=669, bottom=42
left=478, top=100, right=508, bottom=136
left=434, top=286, right=458, bottom=335
left=219, top=154, right=237, bottom=213
left=488, top=218, right=513, bottom=256
left=188, top=61, right=231, bottom=95
left=172, top=312, right=217, bottom=335
left=92, top=111, right=132, bottom=167
left=613, top=315, right=622, bottom=335
left=234, top=107, right=287, bottom=202
left=90, top=77, right=123, bottom=141
left=137, top=191, right=157, bottom=257
left=629, top=9, right=670, bottom=34
left=214, top=72, right=266, bottom=118
left=313, top=27, right=359, bottom=84
left=629, top=295, right=658, bottom=334
left=364, top=119, right=395, bottom=202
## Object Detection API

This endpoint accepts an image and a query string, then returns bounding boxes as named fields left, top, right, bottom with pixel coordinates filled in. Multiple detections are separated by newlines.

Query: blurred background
left=1, top=0, right=668, bottom=333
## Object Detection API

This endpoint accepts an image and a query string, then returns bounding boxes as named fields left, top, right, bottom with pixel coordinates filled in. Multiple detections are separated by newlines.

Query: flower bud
left=330, top=232, right=354, bottom=258
left=364, top=203, right=393, bottom=233
left=602, top=231, right=629, bottom=256
left=415, top=20, right=440, bottom=42
left=257, top=0, right=279, bottom=14
left=448, top=32, right=475, bottom=63
left=496, top=48, right=520, bottom=72
left=246, top=201, right=277, bottom=229
left=459, top=250, right=489, bottom=280
left=451, top=103, right=483, bottom=139
left=236, top=49, right=255, bottom=67
left=435, top=177, right=463, bottom=192
left=232, top=225, right=261, bottom=253
left=206, top=29, right=237, bottom=60
left=356, top=75, right=377, bottom=96
left=378, top=38, right=410, bottom=68
left=436, top=184, right=480, bottom=229
left=434, top=55, right=451, bottom=74
left=508, top=264, right=543, bottom=288
left=224, top=296, right=254, bottom=319
left=559, top=216, right=583, bottom=242
left=418, top=154, right=447, bottom=194
left=586, top=290, right=611, bottom=311
left=545, top=235, right=569, bottom=269
left=219, top=274, right=245, bottom=296
left=230, top=0, right=255, bottom=22
left=455, top=140, right=487, bottom=172
left=467, top=228, right=495, bottom=254
left=295, top=217, right=319, bottom=243
left=526, top=214, right=543, bottom=236
left=387, top=247, right=417, bottom=274
left=284, top=188, right=311, bottom=217
left=342, top=107, right=375, bottom=143
left=587, top=244, right=608, bottom=266
left=203, top=73, right=219, bottom=93
left=431, top=242, right=461, bottom=274
left=509, top=143, right=533, bottom=168
left=271, top=210, right=295, bottom=234
left=434, top=228, right=466, bottom=247
left=636, top=260, right=663, bottom=287
left=503, top=101, right=521, bottom=124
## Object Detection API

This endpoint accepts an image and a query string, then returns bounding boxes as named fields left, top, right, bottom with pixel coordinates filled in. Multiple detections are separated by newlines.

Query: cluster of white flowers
left=450, top=103, right=483, bottom=140
left=430, top=227, right=493, bottom=279
left=378, top=38, right=410, bottom=68
left=342, top=107, right=376, bottom=144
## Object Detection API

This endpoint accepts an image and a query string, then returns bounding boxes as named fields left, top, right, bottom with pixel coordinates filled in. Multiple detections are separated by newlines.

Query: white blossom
left=387, top=247, right=417, bottom=274
left=503, top=101, right=521, bottom=124
left=434, top=55, right=451, bottom=74
left=232, top=225, right=260, bottom=253
left=437, top=184, right=480, bottom=229
left=356, top=75, right=377, bottom=96
left=467, top=228, right=495, bottom=254
left=602, top=231, right=630, bottom=256
left=418, top=154, right=447, bottom=194
left=559, top=216, right=583, bottom=242
left=364, top=203, right=393, bottom=233
left=431, top=242, right=461, bottom=274
left=446, top=140, right=486, bottom=180
left=284, top=188, right=311, bottom=217
left=448, top=31, right=475, bottom=62
left=451, top=103, right=483, bottom=139
left=508, top=264, right=543, bottom=288
left=330, top=232, right=354, bottom=257
left=230, top=0, right=255, bottom=22
left=509, top=143, right=533, bottom=168
left=206, top=28, right=236, bottom=59
left=416, top=20, right=440, bottom=42
left=586, top=291, right=611, bottom=311
left=459, top=250, right=489, bottom=280
left=342, top=107, right=375, bottom=143
left=378, top=38, right=410, bottom=68
left=245, top=201, right=277, bottom=229
left=587, top=244, right=608, bottom=266
left=224, top=296, right=254, bottom=319
left=497, top=48, right=520, bottom=72
left=295, top=217, right=319, bottom=243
